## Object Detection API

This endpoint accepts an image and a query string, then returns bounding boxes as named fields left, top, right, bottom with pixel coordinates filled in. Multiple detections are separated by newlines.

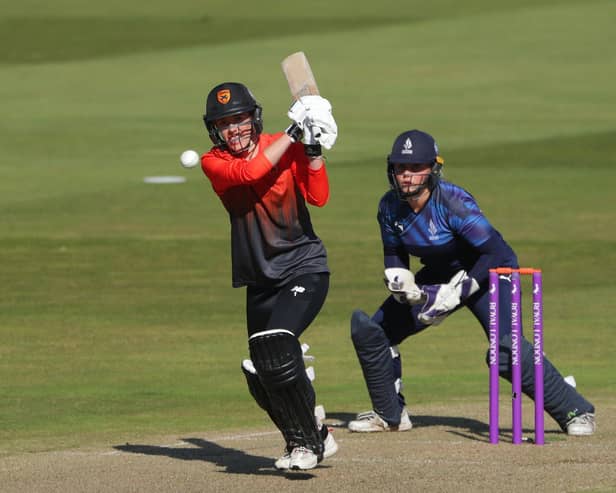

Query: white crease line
left=210, top=431, right=279, bottom=442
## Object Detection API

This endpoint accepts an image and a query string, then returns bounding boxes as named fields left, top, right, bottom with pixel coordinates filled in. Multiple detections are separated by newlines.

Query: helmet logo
left=402, top=138, right=413, bottom=155
left=217, top=89, right=231, bottom=104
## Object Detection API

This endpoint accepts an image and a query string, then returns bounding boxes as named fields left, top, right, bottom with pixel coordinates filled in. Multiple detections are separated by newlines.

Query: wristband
left=285, top=123, right=303, bottom=143
left=303, top=143, right=322, bottom=157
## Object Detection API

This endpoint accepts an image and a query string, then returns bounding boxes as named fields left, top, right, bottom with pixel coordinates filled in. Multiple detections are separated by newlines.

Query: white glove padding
left=287, top=95, right=337, bottom=148
left=301, top=123, right=319, bottom=146
left=418, top=270, right=480, bottom=325
left=299, top=95, right=337, bottom=150
left=287, top=95, right=331, bottom=128
left=301, top=96, right=338, bottom=149
left=310, top=115, right=337, bottom=150
left=287, top=98, right=308, bottom=129
left=384, top=268, right=425, bottom=305
left=298, top=95, right=332, bottom=118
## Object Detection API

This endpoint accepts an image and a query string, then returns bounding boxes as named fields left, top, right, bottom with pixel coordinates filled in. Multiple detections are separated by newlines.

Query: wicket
left=488, top=267, right=544, bottom=445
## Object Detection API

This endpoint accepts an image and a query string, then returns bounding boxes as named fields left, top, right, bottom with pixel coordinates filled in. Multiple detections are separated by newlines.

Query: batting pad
left=249, top=329, right=324, bottom=457
left=241, top=359, right=283, bottom=428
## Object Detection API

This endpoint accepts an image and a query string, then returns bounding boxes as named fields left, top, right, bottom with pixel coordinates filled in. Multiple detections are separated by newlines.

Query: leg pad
left=249, top=329, right=323, bottom=457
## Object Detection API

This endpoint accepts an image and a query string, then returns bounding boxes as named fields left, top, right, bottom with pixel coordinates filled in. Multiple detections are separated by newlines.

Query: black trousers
left=246, top=272, right=329, bottom=338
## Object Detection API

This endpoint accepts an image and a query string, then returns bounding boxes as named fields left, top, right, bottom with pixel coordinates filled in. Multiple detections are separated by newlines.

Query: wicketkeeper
left=349, top=129, right=596, bottom=437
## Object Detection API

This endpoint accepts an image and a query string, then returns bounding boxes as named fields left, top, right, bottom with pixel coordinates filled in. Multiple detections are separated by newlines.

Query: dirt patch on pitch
left=1, top=401, right=615, bottom=493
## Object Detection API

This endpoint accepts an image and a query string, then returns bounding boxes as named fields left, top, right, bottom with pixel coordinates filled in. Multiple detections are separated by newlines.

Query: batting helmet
left=203, top=82, right=263, bottom=149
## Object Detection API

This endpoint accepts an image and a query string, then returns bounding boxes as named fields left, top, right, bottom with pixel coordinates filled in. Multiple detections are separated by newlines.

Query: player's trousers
left=245, top=272, right=329, bottom=337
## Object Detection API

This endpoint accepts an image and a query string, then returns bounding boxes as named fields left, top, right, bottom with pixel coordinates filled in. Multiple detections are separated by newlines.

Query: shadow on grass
left=114, top=438, right=315, bottom=480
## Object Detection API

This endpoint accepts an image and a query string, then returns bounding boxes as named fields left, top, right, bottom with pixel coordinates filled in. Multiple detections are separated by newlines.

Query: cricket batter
left=200, top=82, right=338, bottom=470
left=348, top=129, right=596, bottom=437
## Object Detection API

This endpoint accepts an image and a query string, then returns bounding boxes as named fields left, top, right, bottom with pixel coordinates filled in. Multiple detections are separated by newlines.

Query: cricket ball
left=180, top=149, right=200, bottom=169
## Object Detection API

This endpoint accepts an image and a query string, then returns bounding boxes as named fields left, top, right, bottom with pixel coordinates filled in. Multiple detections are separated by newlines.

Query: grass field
left=1, top=0, right=615, bottom=460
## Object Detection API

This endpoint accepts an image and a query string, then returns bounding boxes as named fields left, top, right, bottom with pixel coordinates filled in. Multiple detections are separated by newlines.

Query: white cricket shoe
left=348, top=408, right=412, bottom=432
left=288, top=447, right=318, bottom=470
left=274, top=449, right=293, bottom=471
left=274, top=431, right=338, bottom=470
left=566, top=413, right=596, bottom=436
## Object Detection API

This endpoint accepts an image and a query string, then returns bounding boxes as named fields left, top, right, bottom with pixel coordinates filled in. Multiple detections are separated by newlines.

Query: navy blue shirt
left=378, top=180, right=517, bottom=285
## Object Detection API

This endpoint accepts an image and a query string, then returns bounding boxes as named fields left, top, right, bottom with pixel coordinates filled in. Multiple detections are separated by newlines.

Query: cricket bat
left=281, top=51, right=321, bottom=138
left=281, top=51, right=320, bottom=99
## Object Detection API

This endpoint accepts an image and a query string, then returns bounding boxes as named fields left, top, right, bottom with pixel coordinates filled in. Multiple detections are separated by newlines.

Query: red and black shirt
left=201, top=133, right=330, bottom=288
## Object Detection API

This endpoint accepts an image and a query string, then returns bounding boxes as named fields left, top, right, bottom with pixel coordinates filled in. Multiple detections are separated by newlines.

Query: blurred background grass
left=1, top=0, right=615, bottom=454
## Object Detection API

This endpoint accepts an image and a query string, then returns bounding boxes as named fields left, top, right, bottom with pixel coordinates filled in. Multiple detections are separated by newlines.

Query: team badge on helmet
left=401, top=138, right=413, bottom=155
left=217, top=89, right=231, bottom=104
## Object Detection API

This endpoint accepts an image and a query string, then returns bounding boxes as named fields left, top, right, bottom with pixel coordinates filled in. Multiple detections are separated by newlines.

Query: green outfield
left=1, top=0, right=615, bottom=455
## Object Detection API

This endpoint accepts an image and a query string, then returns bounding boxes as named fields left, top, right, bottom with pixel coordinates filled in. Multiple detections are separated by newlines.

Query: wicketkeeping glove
left=384, top=268, right=425, bottom=305
left=418, top=270, right=479, bottom=325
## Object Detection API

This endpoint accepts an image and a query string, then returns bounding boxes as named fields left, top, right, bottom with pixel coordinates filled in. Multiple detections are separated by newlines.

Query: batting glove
left=287, top=96, right=337, bottom=150
left=287, top=98, right=308, bottom=127
left=312, top=118, right=337, bottom=150
left=302, top=125, right=322, bottom=157
left=298, top=96, right=337, bottom=150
